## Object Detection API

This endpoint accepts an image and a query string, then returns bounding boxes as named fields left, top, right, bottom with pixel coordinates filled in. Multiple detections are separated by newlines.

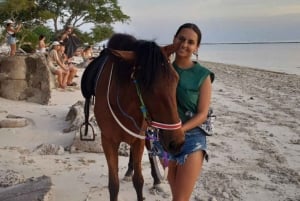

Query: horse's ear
left=110, top=49, right=136, bottom=63
left=161, top=42, right=180, bottom=57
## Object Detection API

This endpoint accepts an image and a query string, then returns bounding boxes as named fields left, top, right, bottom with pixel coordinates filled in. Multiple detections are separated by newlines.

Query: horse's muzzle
left=159, top=130, right=185, bottom=155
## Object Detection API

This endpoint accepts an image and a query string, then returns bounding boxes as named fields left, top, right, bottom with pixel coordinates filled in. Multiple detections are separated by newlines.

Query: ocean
left=198, top=43, right=300, bottom=75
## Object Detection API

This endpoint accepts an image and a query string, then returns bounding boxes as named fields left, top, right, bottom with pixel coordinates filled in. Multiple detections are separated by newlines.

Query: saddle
left=80, top=48, right=109, bottom=141
left=81, top=48, right=109, bottom=99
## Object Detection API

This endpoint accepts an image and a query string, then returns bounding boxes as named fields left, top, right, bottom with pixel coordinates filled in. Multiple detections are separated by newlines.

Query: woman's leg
left=67, top=65, right=78, bottom=85
left=10, top=44, right=16, bottom=56
left=62, top=70, right=69, bottom=88
left=56, top=69, right=64, bottom=88
left=168, top=151, right=204, bottom=201
left=168, top=160, right=178, bottom=197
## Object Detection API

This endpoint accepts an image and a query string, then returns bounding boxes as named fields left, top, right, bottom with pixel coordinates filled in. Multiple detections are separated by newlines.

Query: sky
left=112, top=0, right=300, bottom=44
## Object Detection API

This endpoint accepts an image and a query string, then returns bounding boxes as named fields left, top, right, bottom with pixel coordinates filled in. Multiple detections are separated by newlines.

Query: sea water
left=198, top=43, right=300, bottom=75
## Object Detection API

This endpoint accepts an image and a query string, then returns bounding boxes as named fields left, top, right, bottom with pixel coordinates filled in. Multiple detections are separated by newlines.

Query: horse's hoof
left=149, top=184, right=170, bottom=198
left=122, top=175, right=132, bottom=182
left=151, top=184, right=164, bottom=193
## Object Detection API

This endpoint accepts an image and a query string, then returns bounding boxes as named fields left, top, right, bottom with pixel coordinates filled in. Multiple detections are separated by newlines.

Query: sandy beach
left=0, top=61, right=299, bottom=201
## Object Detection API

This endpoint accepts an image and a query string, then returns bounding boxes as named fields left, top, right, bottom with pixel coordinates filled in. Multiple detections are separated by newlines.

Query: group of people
left=41, top=26, right=95, bottom=89
left=4, top=21, right=80, bottom=89
left=47, top=41, right=78, bottom=89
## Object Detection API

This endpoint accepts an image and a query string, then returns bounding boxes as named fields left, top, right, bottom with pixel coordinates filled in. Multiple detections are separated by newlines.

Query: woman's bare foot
left=59, top=84, right=67, bottom=89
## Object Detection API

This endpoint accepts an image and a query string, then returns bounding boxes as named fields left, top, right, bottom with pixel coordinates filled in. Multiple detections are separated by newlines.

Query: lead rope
left=132, top=79, right=149, bottom=120
left=107, top=64, right=146, bottom=139
left=132, top=72, right=169, bottom=169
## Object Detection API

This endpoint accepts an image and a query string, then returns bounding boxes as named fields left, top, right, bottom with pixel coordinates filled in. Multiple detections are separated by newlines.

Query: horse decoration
left=81, top=33, right=185, bottom=201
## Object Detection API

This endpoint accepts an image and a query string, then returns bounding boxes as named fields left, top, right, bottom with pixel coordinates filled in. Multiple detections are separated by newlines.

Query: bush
left=20, top=44, right=35, bottom=53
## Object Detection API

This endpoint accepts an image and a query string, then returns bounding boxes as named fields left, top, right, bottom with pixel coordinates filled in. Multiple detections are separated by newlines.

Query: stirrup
left=80, top=122, right=96, bottom=141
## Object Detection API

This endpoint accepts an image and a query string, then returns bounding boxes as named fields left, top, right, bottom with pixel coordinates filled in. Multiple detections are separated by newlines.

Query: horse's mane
left=107, top=33, right=170, bottom=90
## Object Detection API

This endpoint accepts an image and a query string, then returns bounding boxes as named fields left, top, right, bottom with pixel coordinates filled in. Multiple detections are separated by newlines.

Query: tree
left=91, top=24, right=114, bottom=44
left=0, top=0, right=36, bottom=23
left=0, top=0, right=129, bottom=50
left=35, top=0, right=130, bottom=33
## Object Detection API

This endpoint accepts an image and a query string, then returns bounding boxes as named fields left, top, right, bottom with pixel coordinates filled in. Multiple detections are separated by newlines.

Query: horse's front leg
left=132, top=141, right=145, bottom=201
left=102, top=137, right=120, bottom=201
left=148, top=154, right=161, bottom=186
left=144, top=140, right=162, bottom=187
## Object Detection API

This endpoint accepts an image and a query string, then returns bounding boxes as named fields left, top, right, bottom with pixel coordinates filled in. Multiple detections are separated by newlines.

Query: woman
left=81, top=45, right=94, bottom=68
left=47, top=41, right=69, bottom=89
left=38, top=34, right=47, bottom=53
left=6, top=20, right=22, bottom=56
left=168, top=23, right=214, bottom=201
left=57, top=44, right=78, bottom=86
left=60, top=25, right=82, bottom=58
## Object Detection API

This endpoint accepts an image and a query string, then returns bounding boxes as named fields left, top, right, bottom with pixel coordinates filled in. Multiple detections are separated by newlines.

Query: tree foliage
left=35, top=0, right=130, bottom=32
left=0, top=0, right=130, bottom=49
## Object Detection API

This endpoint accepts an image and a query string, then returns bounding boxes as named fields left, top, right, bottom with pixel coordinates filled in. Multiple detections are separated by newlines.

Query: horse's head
left=141, top=42, right=185, bottom=155
left=108, top=34, right=184, bottom=155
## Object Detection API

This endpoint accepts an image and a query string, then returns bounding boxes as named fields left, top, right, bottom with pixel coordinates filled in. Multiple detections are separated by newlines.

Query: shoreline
left=0, top=61, right=299, bottom=201
left=201, top=60, right=300, bottom=75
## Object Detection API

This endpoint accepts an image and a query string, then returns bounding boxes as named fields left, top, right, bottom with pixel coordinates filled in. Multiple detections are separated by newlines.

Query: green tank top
left=173, top=62, right=215, bottom=123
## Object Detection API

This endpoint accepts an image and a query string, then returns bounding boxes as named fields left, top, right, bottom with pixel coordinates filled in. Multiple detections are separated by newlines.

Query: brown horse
left=84, top=33, right=185, bottom=201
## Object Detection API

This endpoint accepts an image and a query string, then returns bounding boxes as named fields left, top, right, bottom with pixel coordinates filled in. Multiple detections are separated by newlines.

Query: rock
left=0, top=56, right=27, bottom=79
left=71, top=131, right=103, bottom=153
left=209, top=197, right=218, bottom=201
left=0, top=175, right=53, bottom=201
left=0, top=169, right=25, bottom=188
left=33, top=144, right=65, bottom=155
left=64, top=100, right=95, bottom=133
left=0, top=118, right=28, bottom=128
left=222, top=191, right=230, bottom=199
left=0, top=55, right=55, bottom=104
left=0, top=79, right=27, bottom=100
left=66, top=101, right=130, bottom=155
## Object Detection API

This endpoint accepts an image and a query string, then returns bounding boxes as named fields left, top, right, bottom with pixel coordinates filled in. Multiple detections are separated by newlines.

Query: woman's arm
left=54, top=51, right=68, bottom=70
left=15, top=24, right=22, bottom=32
left=181, top=76, right=212, bottom=132
left=7, top=24, right=22, bottom=33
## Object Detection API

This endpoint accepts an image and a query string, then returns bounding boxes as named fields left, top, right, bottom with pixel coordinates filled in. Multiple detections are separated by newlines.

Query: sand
left=0, top=61, right=299, bottom=201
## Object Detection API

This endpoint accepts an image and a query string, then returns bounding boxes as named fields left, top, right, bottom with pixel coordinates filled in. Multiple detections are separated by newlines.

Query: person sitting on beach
left=5, top=20, right=22, bottom=56
left=57, top=43, right=78, bottom=86
left=81, top=45, right=94, bottom=68
left=37, top=34, right=47, bottom=53
left=47, top=41, right=69, bottom=89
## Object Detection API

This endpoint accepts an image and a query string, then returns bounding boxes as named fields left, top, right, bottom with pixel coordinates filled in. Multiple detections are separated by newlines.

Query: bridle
left=107, top=64, right=182, bottom=140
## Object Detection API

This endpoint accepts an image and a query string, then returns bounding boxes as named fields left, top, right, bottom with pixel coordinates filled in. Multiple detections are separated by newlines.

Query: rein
left=107, top=63, right=182, bottom=140
left=107, top=64, right=145, bottom=139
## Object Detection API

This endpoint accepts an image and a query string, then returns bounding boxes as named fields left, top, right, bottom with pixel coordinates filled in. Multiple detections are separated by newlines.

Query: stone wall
left=0, top=54, right=55, bottom=105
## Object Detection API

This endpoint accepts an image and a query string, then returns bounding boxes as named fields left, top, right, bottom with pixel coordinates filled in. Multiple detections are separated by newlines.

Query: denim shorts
left=7, top=35, right=16, bottom=45
left=152, top=127, right=208, bottom=165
